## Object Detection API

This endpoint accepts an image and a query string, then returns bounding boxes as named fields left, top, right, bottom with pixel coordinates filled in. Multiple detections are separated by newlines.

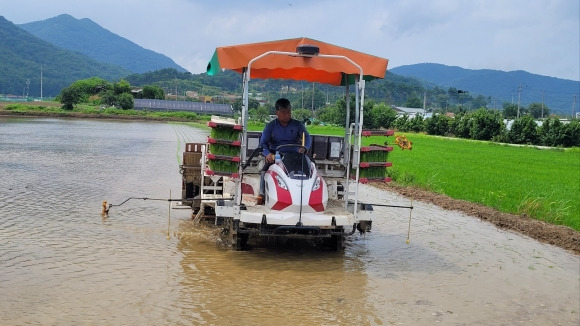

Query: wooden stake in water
left=167, top=190, right=171, bottom=239
left=406, top=198, right=413, bottom=244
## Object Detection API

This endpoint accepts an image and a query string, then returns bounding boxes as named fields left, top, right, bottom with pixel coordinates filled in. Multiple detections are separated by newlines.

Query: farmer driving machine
left=179, top=38, right=411, bottom=250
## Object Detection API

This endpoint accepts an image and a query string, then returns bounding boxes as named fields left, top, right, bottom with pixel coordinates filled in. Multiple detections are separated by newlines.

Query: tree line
left=58, top=77, right=164, bottom=110
left=57, top=73, right=578, bottom=148
left=246, top=95, right=579, bottom=148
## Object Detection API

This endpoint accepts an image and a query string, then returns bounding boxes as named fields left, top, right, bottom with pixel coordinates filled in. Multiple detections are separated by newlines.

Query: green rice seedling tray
left=209, top=143, right=241, bottom=157
left=208, top=124, right=242, bottom=141
left=207, top=159, right=239, bottom=174
left=359, top=145, right=393, bottom=163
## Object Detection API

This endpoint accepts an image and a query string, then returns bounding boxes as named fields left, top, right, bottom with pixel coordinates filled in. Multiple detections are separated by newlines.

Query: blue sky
left=1, top=0, right=578, bottom=81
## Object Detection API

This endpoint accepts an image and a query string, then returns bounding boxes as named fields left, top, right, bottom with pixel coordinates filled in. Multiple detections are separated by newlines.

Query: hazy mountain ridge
left=18, top=14, right=186, bottom=74
left=390, top=63, right=579, bottom=115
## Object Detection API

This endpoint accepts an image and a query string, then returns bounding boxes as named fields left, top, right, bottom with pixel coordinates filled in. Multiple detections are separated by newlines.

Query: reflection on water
left=174, top=222, right=378, bottom=325
left=0, top=117, right=578, bottom=325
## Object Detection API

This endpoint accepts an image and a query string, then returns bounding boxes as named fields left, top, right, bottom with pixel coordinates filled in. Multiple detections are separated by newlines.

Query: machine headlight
left=312, top=176, right=321, bottom=191
left=274, top=174, right=288, bottom=190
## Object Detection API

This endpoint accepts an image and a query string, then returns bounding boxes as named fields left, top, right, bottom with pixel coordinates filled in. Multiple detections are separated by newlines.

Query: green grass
left=1, top=103, right=209, bottom=121
left=383, top=133, right=580, bottom=230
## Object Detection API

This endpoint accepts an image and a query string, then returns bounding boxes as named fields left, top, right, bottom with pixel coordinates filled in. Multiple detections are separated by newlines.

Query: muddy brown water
left=1, top=117, right=578, bottom=325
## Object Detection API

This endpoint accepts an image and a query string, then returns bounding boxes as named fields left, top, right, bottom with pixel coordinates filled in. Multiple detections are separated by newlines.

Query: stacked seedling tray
left=181, top=142, right=204, bottom=201
left=205, top=118, right=242, bottom=178
left=352, top=130, right=394, bottom=183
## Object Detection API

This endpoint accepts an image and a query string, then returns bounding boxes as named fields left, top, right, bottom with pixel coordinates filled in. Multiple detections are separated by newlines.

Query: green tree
left=538, top=117, right=564, bottom=146
left=316, top=104, right=343, bottom=125
left=292, top=108, right=313, bottom=123
left=70, top=77, right=110, bottom=95
left=425, top=114, right=451, bottom=136
left=449, top=113, right=471, bottom=138
left=559, top=119, right=580, bottom=147
left=502, top=103, right=519, bottom=119
left=407, top=115, right=425, bottom=132
left=468, top=109, right=504, bottom=140
left=316, top=95, right=371, bottom=127
left=113, top=79, right=131, bottom=95
left=141, top=85, right=165, bottom=99
left=248, top=98, right=261, bottom=111
left=117, top=92, right=134, bottom=110
left=368, top=103, right=398, bottom=129
left=393, top=115, right=409, bottom=131
left=528, top=102, right=550, bottom=119
left=100, top=90, right=117, bottom=107
left=60, top=86, right=82, bottom=110
left=507, top=115, right=539, bottom=144
left=248, top=106, right=270, bottom=122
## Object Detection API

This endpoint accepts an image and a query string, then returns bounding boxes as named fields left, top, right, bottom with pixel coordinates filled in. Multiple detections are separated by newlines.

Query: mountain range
left=1, top=14, right=578, bottom=115
left=18, top=14, right=185, bottom=74
left=390, top=64, right=579, bottom=115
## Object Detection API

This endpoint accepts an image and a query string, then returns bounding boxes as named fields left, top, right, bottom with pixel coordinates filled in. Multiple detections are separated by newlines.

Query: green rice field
left=382, top=133, right=580, bottom=230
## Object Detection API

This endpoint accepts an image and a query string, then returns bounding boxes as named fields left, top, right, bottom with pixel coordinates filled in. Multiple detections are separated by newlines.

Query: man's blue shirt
left=260, top=118, right=311, bottom=156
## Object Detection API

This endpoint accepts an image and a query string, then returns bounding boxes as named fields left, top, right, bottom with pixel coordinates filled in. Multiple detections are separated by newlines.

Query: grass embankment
left=0, top=102, right=210, bottom=122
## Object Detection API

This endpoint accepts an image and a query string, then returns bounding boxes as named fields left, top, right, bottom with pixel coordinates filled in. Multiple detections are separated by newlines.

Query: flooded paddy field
left=0, top=117, right=577, bottom=325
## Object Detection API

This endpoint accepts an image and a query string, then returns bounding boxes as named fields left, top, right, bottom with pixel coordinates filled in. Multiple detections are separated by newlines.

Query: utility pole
left=517, top=83, right=523, bottom=118
left=40, top=65, right=43, bottom=100
left=311, top=82, right=315, bottom=115
left=422, top=92, right=427, bottom=117
left=541, top=90, right=544, bottom=119
left=573, top=95, right=577, bottom=119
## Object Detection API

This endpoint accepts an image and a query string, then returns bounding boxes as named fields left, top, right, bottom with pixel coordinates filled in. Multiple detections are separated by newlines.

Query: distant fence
left=134, top=99, right=234, bottom=116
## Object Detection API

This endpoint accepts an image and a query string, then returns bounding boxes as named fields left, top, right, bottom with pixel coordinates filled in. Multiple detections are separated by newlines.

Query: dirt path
left=372, top=183, right=580, bottom=255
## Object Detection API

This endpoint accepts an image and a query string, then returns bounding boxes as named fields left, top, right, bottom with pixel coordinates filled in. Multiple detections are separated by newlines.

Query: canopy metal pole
left=237, top=68, right=249, bottom=206
left=343, top=81, right=351, bottom=209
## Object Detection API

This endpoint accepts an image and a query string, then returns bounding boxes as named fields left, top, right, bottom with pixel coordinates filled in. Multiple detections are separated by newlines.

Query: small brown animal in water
left=101, top=201, right=109, bottom=218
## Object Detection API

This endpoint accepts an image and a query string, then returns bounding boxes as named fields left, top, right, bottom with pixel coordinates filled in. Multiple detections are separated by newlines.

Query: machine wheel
left=331, top=234, right=345, bottom=251
left=226, top=217, right=246, bottom=250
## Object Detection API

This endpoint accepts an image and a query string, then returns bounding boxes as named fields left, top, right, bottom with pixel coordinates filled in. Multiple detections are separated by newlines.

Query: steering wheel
left=276, top=143, right=307, bottom=153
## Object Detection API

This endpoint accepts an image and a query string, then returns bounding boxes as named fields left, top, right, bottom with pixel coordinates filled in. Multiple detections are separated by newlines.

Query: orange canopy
left=207, top=37, right=389, bottom=86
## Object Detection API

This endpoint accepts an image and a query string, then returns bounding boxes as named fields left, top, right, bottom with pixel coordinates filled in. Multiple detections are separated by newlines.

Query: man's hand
left=266, top=153, right=275, bottom=163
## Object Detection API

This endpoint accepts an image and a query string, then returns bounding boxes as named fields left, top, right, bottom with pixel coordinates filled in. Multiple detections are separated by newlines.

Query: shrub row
left=381, top=109, right=579, bottom=148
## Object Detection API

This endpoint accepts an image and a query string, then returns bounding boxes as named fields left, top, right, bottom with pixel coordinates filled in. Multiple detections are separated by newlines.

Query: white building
left=392, top=106, right=432, bottom=118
